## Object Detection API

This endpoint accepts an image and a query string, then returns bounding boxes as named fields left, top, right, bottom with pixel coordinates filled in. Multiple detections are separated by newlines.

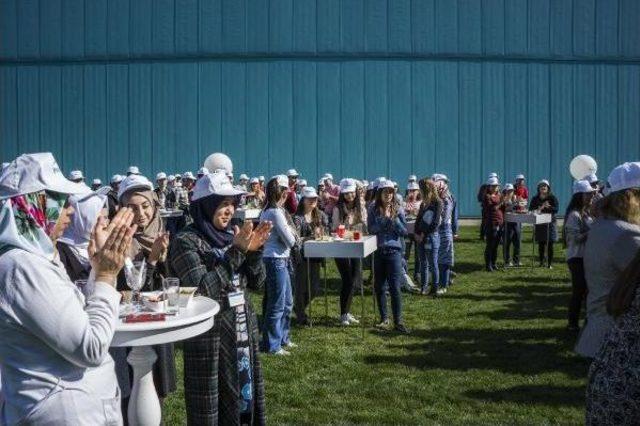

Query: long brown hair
left=263, top=178, right=287, bottom=211
left=375, top=187, right=398, bottom=218
left=599, top=188, right=640, bottom=225
left=608, top=249, right=640, bottom=317
left=295, top=196, right=322, bottom=229
left=336, top=192, right=364, bottom=224
left=418, top=178, right=438, bottom=208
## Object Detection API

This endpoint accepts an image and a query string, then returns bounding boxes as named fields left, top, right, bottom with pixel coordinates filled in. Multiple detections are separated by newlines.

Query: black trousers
left=335, top=258, right=362, bottom=316
left=293, top=259, right=321, bottom=323
left=484, top=225, right=502, bottom=267
left=504, top=222, right=521, bottom=263
left=538, top=242, right=554, bottom=266
left=567, top=257, right=587, bottom=328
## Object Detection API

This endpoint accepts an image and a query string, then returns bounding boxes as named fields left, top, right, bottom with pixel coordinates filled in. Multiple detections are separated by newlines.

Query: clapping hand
left=88, top=208, right=137, bottom=285
left=233, top=221, right=273, bottom=252
left=149, top=231, right=170, bottom=265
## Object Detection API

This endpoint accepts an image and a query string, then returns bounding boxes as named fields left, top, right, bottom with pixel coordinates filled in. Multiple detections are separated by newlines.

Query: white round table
left=111, top=296, right=219, bottom=426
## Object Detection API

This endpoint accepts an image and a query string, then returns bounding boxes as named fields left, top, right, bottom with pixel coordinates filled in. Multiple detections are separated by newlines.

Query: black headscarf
left=189, top=194, right=237, bottom=249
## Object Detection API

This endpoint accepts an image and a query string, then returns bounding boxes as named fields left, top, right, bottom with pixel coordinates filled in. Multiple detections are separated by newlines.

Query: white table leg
left=127, top=346, right=161, bottom=426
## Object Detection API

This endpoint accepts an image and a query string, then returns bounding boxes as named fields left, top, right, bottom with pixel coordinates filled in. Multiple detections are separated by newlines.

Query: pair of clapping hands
left=88, top=209, right=273, bottom=286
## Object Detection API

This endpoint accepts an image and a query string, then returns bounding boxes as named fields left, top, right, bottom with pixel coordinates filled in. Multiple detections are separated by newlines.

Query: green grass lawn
left=164, top=226, right=590, bottom=425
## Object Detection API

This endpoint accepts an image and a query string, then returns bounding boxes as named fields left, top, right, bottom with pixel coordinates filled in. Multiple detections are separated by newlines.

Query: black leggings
left=567, top=258, right=587, bottom=328
left=538, top=242, right=554, bottom=266
left=335, top=258, right=362, bottom=315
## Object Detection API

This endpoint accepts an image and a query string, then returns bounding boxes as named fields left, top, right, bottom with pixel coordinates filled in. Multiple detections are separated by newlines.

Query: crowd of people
left=1, top=151, right=640, bottom=424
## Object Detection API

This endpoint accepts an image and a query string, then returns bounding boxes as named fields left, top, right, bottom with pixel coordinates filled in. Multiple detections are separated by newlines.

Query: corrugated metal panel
left=3, top=0, right=640, bottom=217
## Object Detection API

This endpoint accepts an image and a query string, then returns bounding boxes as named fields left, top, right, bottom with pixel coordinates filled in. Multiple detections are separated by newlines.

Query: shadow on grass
left=503, top=275, right=569, bottom=284
left=364, top=327, right=590, bottom=379
left=454, top=261, right=486, bottom=274
left=464, top=384, right=586, bottom=407
left=469, top=284, right=571, bottom=321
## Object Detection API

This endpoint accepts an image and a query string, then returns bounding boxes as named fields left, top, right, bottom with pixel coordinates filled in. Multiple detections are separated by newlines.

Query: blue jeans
left=418, top=233, right=440, bottom=290
left=261, top=257, right=293, bottom=353
left=374, top=248, right=404, bottom=324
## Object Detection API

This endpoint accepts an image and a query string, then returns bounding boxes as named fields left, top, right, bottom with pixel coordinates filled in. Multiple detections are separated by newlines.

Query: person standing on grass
left=260, top=175, right=299, bottom=355
left=368, top=180, right=410, bottom=334
left=404, top=181, right=422, bottom=283
left=586, top=249, right=640, bottom=423
left=478, top=173, right=497, bottom=241
left=563, top=180, right=597, bottom=332
left=415, top=178, right=443, bottom=296
left=529, top=180, right=559, bottom=268
left=575, top=162, right=640, bottom=359
left=168, top=172, right=271, bottom=425
left=332, top=178, right=367, bottom=326
left=501, top=183, right=521, bottom=267
left=482, top=177, right=503, bottom=272
left=321, top=174, right=340, bottom=221
left=434, top=174, right=458, bottom=291
left=293, top=187, right=328, bottom=326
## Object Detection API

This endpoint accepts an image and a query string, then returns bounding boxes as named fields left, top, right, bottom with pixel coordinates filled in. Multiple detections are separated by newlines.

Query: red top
left=514, top=185, right=529, bottom=201
left=483, top=192, right=504, bottom=226
left=285, top=185, right=298, bottom=214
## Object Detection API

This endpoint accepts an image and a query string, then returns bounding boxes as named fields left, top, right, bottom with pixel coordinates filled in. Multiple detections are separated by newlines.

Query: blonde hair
left=599, top=188, right=640, bottom=225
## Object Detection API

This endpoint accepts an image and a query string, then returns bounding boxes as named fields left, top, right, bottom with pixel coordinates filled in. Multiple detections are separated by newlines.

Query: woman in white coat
left=0, top=153, right=135, bottom=425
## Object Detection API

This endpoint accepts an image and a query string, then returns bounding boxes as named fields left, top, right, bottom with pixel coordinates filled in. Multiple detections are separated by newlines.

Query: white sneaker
left=346, top=313, right=360, bottom=324
left=273, top=348, right=290, bottom=356
left=436, top=289, right=445, bottom=296
left=340, top=314, right=350, bottom=326
left=284, top=341, right=298, bottom=348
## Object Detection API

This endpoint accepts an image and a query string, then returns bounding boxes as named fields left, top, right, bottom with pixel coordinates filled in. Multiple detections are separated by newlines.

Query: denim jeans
left=418, top=233, right=440, bottom=290
left=504, top=222, right=521, bottom=263
left=374, top=248, right=404, bottom=324
left=261, top=257, right=293, bottom=353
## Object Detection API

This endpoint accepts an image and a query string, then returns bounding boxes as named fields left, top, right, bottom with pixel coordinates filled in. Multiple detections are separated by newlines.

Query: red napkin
left=123, top=313, right=166, bottom=323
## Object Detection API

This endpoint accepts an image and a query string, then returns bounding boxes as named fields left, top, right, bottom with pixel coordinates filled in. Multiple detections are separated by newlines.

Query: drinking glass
left=124, top=260, right=147, bottom=308
left=163, top=278, right=180, bottom=313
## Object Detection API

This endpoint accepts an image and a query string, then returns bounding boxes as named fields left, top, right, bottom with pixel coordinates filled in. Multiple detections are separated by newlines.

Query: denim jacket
left=367, top=205, right=408, bottom=250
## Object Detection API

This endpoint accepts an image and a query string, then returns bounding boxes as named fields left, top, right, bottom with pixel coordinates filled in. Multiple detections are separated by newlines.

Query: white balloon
left=569, top=155, right=597, bottom=180
left=203, top=153, right=233, bottom=175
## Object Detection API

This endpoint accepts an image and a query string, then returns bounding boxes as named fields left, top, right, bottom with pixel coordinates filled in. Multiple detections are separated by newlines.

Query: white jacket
left=0, top=249, right=122, bottom=425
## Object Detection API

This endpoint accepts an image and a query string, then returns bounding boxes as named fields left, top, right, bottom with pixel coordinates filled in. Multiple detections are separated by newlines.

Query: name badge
left=228, top=291, right=245, bottom=308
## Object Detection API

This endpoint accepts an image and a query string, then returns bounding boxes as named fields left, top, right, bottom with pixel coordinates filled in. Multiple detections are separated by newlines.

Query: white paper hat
left=584, top=173, right=598, bottom=184
left=504, top=183, right=514, bottom=191
left=69, top=170, right=84, bottom=180
left=249, top=177, right=259, bottom=184
left=156, top=172, right=167, bottom=181
left=340, top=179, right=357, bottom=194
left=117, top=174, right=154, bottom=201
left=298, top=179, right=307, bottom=186
left=573, top=180, right=596, bottom=194
left=0, top=153, right=90, bottom=200
left=486, top=177, right=499, bottom=185
left=323, top=173, right=333, bottom=181
left=301, top=187, right=318, bottom=198
left=198, top=167, right=209, bottom=176
left=167, top=175, right=175, bottom=182
left=271, top=175, right=289, bottom=189
left=239, top=173, right=249, bottom=181
left=287, top=169, right=299, bottom=177
left=191, top=172, right=246, bottom=202
left=127, top=166, right=140, bottom=175
left=378, top=180, right=395, bottom=190
left=110, top=174, right=123, bottom=184
left=259, top=175, right=265, bottom=182
left=407, top=182, right=419, bottom=190
left=515, top=174, right=525, bottom=180
left=604, top=162, right=640, bottom=195
left=538, top=179, right=550, bottom=187
left=183, top=171, right=196, bottom=180
left=92, top=178, right=102, bottom=186
left=408, top=174, right=417, bottom=182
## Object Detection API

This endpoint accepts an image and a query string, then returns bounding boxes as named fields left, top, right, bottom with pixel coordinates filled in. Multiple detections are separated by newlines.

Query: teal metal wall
left=1, top=0, right=639, bottom=215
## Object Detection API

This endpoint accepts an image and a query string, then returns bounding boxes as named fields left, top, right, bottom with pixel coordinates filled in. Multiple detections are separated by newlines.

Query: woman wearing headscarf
left=529, top=180, right=559, bottom=268
left=117, top=175, right=176, bottom=406
left=169, top=172, right=271, bottom=425
left=0, top=153, right=135, bottom=425
left=55, top=188, right=135, bottom=417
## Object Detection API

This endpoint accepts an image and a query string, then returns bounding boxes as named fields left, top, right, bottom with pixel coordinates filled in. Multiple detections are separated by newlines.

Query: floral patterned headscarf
left=0, top=191, right=68, bottom=260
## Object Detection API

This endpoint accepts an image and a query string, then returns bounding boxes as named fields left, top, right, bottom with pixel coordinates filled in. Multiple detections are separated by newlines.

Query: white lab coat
left=0, top=249, right=122, bottom=425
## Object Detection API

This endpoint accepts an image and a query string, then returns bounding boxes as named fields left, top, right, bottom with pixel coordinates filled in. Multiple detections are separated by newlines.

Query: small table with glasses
left=112, top=297, right=219, bottom=426
left=303, top=235, right=378, bottom=338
